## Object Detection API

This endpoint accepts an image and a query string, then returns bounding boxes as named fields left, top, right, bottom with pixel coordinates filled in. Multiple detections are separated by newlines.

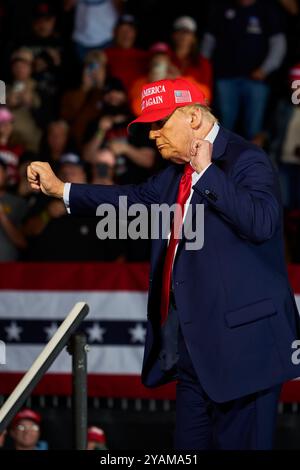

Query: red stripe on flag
left=0, top=262, right=150, bottom=291
left=0, top=263, right=299, bottom=292
left=0, top=373, right=176, bottom=399
left=280, top=381, right=300, bottom=403
left=0, top=372, right=298, bottom=402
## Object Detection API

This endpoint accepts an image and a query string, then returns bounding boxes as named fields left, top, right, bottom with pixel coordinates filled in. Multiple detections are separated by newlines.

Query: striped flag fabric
left=0, top=262, right=175, bottom=399
left=0, top=263, right=300, bottom=402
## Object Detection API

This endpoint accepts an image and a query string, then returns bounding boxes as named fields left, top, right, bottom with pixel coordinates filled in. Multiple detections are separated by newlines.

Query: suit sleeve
left=68, top=172, right=161, bottom=216
left=193, top=149, right=281, bottom=243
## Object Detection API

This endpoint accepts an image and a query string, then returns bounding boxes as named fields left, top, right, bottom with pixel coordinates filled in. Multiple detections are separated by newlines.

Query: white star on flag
left=5, top=321, right=23, bottom=341
left=128, top=323, right=146, bottom=344
left=86, top=323, right=106, bottom=343
left=44, top=322, right=58, bottom=340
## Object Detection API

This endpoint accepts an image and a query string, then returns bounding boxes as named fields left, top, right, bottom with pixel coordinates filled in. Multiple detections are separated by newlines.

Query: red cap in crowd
left=127, top=77, right=207, bottom=134
left=87, top=426, right=107, bottom=445
left=11, top=409, right=41, bottom=428
left=289, top=63, right=300, bottom=86
left=149, top=42, right=171, bottom=56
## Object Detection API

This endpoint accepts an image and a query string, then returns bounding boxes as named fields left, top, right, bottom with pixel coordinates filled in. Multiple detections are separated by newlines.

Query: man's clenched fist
left=27, top=161, right=64, bottom=199
left=189, top=138, right=212, bottom=174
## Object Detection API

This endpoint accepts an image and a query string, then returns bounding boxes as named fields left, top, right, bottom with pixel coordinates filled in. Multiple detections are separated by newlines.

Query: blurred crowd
left=0, top=0, right=299, bottom=262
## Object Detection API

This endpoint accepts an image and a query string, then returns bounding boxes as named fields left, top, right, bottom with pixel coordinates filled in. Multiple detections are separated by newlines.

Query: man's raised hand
left=189, top=138, right=212, bottom=174
left=27, top=162, right=65, bottom=199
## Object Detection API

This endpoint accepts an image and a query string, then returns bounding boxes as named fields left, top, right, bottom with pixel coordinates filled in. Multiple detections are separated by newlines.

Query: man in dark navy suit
left=27, top=78, right=300, bottom=449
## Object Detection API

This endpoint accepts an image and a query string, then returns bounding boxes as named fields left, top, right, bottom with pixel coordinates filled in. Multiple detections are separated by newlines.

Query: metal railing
left=0, top=302, right=89, bottom=449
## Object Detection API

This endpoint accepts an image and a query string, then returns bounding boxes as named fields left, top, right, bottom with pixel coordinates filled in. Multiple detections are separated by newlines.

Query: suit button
left=204, top=189, right=218, bottom=201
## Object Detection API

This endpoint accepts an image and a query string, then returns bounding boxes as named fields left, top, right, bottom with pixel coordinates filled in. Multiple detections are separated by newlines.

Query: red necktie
left=160, top=163, right=194, bottom=326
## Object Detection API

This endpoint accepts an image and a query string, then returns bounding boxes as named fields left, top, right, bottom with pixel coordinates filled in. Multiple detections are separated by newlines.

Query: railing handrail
left=0, top=302, right=89, bottom=449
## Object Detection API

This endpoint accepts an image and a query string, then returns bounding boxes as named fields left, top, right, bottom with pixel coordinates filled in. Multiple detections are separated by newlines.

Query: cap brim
left=127, top=107, right=174, bottom=136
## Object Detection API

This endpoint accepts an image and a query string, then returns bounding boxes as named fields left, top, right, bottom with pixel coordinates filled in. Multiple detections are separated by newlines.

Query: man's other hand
left=27, top=162, right=64, bottom=199
left=189, top=138, right=212, bottom=173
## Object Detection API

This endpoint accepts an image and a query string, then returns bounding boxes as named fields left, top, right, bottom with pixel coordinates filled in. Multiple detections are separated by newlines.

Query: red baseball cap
left=11, top=409, right=41, bottom=428
left=87, top=426, right=107, bottom=445
left=127, top=77, right=207, bottom=134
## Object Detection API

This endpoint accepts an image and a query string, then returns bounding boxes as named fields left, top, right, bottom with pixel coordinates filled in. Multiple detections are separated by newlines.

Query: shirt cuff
left=63, top=182, right=71, bottom=214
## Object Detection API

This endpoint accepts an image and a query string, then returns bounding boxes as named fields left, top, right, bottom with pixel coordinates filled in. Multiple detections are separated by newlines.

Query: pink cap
left=0, top=107, right=13, bottom=123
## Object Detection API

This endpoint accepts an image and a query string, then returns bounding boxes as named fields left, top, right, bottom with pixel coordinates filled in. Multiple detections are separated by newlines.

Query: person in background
left=170, top=16, right=213, bottom=103
left=24, top=2, right=62, bottom=70
left=268, top=62, right=300, bottom=209
left=83, top=78, right=156, bottom=184
left=20, top=2, right=64, bottom=126
left=39, top=120, right=73, bottom=167
left=87, top=426, right=108, bottom=450
left=130, top=42, right=180, bottom=117
left=71, top=0, right=123, bottom=61
left=201, top=0, right=287, bottom=141
left=57, top=152, right=87, bottom=184
left=90, top=148, right=116, bottom=185
left=9, top=409, right=48, bottom=450
left=104, top=14, right=148, bottom=92
left=0, top=106, right=24, bottom=189
left=0, top=158, right=27, bottom=261
left=6, top=47, right=42, bottom=152
left=60, top=50, right=108, bottom=149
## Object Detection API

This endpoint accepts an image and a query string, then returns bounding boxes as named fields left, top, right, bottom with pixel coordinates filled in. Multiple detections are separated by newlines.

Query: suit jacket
left=68, top=126, right=300, bottom=402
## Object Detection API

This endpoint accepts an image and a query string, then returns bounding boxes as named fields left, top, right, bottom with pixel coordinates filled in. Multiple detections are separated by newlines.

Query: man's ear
left=190, top=108, right=202, bottom=130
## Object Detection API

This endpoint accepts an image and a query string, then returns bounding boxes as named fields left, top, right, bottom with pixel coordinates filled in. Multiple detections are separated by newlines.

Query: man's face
left=10, top=419, right=40, bottom=450
left=149, top=108, right=193, bottom=164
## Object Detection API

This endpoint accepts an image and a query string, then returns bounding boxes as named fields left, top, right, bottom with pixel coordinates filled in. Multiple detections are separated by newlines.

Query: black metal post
left=69, top=333, right=88, bottom=450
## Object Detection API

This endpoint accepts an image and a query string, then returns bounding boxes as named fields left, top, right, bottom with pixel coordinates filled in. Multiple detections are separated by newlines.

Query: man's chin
left=159, top=150, right=185, bottom=164
left=170, top=157, right=186, bottom=164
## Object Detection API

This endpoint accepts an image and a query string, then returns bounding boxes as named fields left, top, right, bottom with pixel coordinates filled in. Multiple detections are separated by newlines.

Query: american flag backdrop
left=0, top=262, right=300, bottom=402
